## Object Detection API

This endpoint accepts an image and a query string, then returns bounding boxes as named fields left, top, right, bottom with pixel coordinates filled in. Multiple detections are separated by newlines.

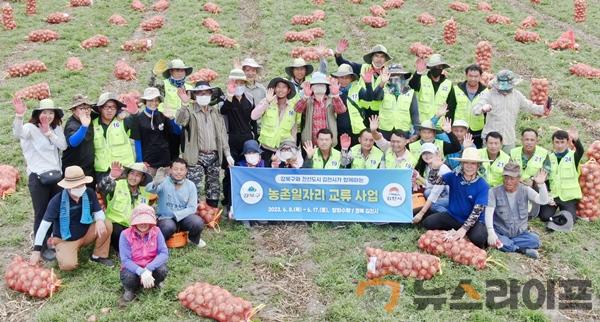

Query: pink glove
left=329, top=78, right=340, bottom=95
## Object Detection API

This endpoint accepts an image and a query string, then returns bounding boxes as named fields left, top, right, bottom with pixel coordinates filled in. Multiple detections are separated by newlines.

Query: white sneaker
left=197, top=239, right=207, bottom=248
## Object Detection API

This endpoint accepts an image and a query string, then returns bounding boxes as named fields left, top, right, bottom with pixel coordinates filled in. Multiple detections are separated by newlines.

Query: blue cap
left=242, top=140, right=263, bottom=154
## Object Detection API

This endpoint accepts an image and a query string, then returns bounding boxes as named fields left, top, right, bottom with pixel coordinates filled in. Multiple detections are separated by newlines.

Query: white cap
left=421, top=142, right=439, bottom=155
left=452, top=119, right=469, bottom=128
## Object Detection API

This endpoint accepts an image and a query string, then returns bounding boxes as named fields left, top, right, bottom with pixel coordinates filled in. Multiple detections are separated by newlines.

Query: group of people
left=12, top=38, right=585, bottom=303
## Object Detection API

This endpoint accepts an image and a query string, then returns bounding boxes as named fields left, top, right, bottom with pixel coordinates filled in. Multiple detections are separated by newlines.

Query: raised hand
left=123, top=94, right=139, bottom=115
left=110, top=161, right=123, bottom=179
left=567, top=127, right=579, bottom=142
left=431, top=152, right=444, bottom=169
left=227, top=80, right=236, bottom=96
left=416, top=57, right=427, bottom=74
left=340, top=133, right=351, bottom=150
left=462, top=132, right=474, bottom=148
left=266, top=88, right=276, bottom=103
left=13, top=97, right=26, bottom=116
left=481, top=104, right=492, bottom=113
left=303, top=140, right=316, bottom=159
left=435, top=103, right=448, bottom=117
left=302, top=81, right=313, bottom=97
left=369, top=115, right=379, bottom=132
left=177, top=87, right=190, bottom=104
left=329, top=77, right=340, bottom=96
left=361, top=68, right=374, bottom=83
left=441, top=117, right=452, bottom=133
left=533, top=169, right=548, bottom=185
left=378, top=67, right=390, bottom=84
left=39, top=114, right=51, bottom=134
left=335, top=38, right=349, bottom=54
left=79, top=110, right=91, bottom=126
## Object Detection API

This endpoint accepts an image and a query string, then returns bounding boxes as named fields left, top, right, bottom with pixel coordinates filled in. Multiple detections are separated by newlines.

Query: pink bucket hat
left=130, top=204, right=157, bottom=226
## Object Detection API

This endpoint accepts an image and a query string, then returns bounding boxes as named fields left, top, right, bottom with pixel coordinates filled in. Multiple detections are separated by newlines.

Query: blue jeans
left=497, top=231, right=540, bottom=252
left=424, top=188, right=449, bottom=213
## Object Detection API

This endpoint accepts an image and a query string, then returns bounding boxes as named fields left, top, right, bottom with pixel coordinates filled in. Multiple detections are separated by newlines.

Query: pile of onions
left=475, top=41, right=492, bottom=72
left=0, top=165, right=19, bottom=198
left=365, top=247, right=441, bottom=280
left=203, top=2, right=222, bottom=14
left=409, top=42, right=433, bottom=59
left=577, top=158, right=600, bottom=221
left=520, top=16, right=538, bottom=29
left=140, top=16, right=164, bottom=31
left=443, top=18, right=458, bottom=45
left=369, top=5, right=386, bottom=17
left=178, top=282, right=257, bottom=322
left=574, top=0, right=587, bottom=23
left=188, top=68, right=219, bottom=83
left=477, top=2, right=492, bottom=12
left=80, top=34, right=110, bottom=49
left=569, top=63, right=600, bottom=79
left=108, top=14, right=128, bottom=26
left=5, top=256, right=61, bottom=298
left=290, top=46, right=333, bottom=61
left=417, top=12, right=436, bottom=26
left=515, top=29, right=541, bottom=43
left=6, top=60, right=47, bottom=78
left=208, top=34, right=238, bottom=48
left=69, top=0, right=92, bottom=7
left=15, top=82, right=51, bottom=100
left=382, top=0, right=404, bottom=10
left=26, top=0, right=37, bottom=16
left=46, top=12, right=71, bottom=24
left=362, top=16, right=388, bottom=28
left=152, top=0, right=169, bottom=12
left=65, top=57, right=84, bottom=71
left=202, top=17, right=220, bottom=32
left=418, top=230, right=487, bottom=270
left=121, top=39, right=152, bottom=52
left=113, top=60, right=136, bottom=81
left=131, top=0, right=144, bottom=12
left=449, top=1, right=470, bottom=12
left=486, top=14, right=511, bottom=25
left=196, top=201, right=222, bottom=229
left=28, top=29, right=60, bottom=42
left=2, top=3, right=16, bottom=30
left=529, top=78, right=549, bottom=105
left=549, top=30, right=579, bottom=50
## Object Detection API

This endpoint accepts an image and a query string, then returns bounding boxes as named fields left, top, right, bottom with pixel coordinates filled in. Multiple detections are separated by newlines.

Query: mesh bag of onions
left=365, top=247, right=441, bottom=280
left=5, top=256, right=61, bottom=298
left=0, top=165, right=19, bottom=198
left=178, top=282, right=262, bottom=322
left=576, top=142, right=600, bottom=221
left=196, top=201, right=222, bottom=230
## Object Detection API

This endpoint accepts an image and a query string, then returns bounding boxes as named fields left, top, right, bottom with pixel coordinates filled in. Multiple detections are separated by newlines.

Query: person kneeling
left=30, top=166, right=113, bottom=270
left=145, top=158, right=206, bottom=247
left=119, top=204, right=168, bottom=304
left=485, top=162, right=549, bottom=259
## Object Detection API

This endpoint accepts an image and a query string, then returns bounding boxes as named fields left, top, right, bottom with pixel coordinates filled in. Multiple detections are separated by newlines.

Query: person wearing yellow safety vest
left=446, top=120, right=475, bottom=170
left=92, top=92, right=137, bottom=182
left=409, top=54, right=454, bottom=127
left=368, top=115, right=415, bottom=169
left=478, top=132, right=511, bottom=187
left=251, top=77, right=299, bottom=165
left=285, top=57, right=324, bottom=96
left=539, top=129, right=584, bottom=230
left=447, top=64, right=487, bottom=148
left=368, top=64, right=420, bottom=140
left=149, top=59, right=194, bottom=159
left=510, top=128, right=551, bottom=186
left=295, top=72, right=346, bottom=148
left=472, top=70, right=550, bottom=153
left=302, top=128, right=341, bottom=169
left=408, top=118, right=461, bottom=160
left=330, top=64, right=368, bottom=148
left=334, top=39, right=393, bottom=120
left=340, top=130, right=383, bottom=169
left=98, top=162, right=153, bottom=253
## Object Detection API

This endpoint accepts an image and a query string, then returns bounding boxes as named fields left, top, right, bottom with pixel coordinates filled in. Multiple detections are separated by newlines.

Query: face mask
left=498, top=89, right=513, bottom=94
left=235, top=86, right=245, bottom=96
left=430, top=69, right=442, bottom=77
left=70, top=186, right=86, bottom=197
left=196, top=95, right=211, bottom=106
left=171, top=175, right=184, bottom=185
left=312, top=84, right=327, bottom=95
left=245, top=153, right=260, bottom=165
left=280, top=151, right=294, bottom=161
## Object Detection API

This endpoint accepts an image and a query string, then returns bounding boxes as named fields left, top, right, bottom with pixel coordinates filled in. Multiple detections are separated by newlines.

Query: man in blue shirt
left=420, top=147, right=491, bottom=249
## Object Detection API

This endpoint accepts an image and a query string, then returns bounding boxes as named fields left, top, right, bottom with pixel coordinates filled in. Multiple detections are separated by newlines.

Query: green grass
left=1, top=0, right=599, bottom=321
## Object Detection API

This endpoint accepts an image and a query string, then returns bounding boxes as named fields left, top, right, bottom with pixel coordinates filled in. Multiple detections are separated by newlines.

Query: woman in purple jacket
left=119, top=204, right=168, bottom=304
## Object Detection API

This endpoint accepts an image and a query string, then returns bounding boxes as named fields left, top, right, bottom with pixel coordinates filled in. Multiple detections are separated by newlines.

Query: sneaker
left=523, top=249, right=539, bottom=259
left=155, top=282, right=165, bottom=289
left=90, top=256, right=115, bottom=267
left=118, top=290, right=136, bottom=307
left=41, top=249, right=56, bottom=262
left=195, top=239, right=207, bottom=248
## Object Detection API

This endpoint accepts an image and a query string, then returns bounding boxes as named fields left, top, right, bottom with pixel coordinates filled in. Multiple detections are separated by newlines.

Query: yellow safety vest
left=93, top=118, right=135, bottom=172
left=357, top=64, right=382, bottom=111
left=479, top=149, right=511, bottom=187
left=346, top=81, right=366, bottom=134
left=417, top=77, right=452, bottom=127
left=510, top=146, right=549, bottom=180
left=311, top=149, right=342, bottom=169
left=379, top=87, right=414, bottom=132
left=159, top=80, right=193, bottom=112
left=453, top=86, right=486, bottom=131
left=105, top=180, right=151, bottom=227
left=549, top=151, right=582, bottom=201
left=384, top=149, right=415, bottom=169
left=350, top=144, right=383, bottom=169
left=409, top=139, right=445, bottom=160
left=258, top=100, right=298, bottom=149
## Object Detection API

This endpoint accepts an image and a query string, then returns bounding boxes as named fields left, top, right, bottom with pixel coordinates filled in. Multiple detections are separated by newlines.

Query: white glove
left=153, top=167, right=169, bottom=185
left=140, top=269, right=155, bottom=289
left=226, top=156, right=235, bottom=167
left=487, top=230, right=499, bottom=248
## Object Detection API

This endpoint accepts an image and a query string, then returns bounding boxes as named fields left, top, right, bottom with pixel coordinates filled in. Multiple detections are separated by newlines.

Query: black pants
left=539, top=198, right=577, bottom=222
left=28, top=174, right=62, bottom=249
left=157, top=216, right=204, bottom=244
left=111, top=222, right=127, bottom=254
left=120, top=264, right=168, bottom=292
left=222, top=133, right=254, bottom=206
left=421, top=212, right=488, bottom=249
left=471, top=130, right=483, bottom=149
left=168, top=135, right=181, bottom=161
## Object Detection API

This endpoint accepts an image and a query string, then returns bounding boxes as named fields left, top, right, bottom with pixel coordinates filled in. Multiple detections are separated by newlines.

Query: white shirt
left=13, top=117, right=67, bottom=175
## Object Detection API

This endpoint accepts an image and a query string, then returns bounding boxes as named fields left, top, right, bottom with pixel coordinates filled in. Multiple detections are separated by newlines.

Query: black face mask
left=430, top=69, right=442, bottom=77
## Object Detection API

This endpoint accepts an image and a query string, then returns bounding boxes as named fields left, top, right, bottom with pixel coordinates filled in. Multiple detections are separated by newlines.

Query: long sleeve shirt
left=145, top=177, right=198, bottom=221
left=472, top=89, right=544, bottom=146
left=119, top=229, right=168, bottom=275
left=13, top=116, right=67, bottom=175
left=295, top=95, right=346, bottom=144
left=220, top=94, right=257, bottom=137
